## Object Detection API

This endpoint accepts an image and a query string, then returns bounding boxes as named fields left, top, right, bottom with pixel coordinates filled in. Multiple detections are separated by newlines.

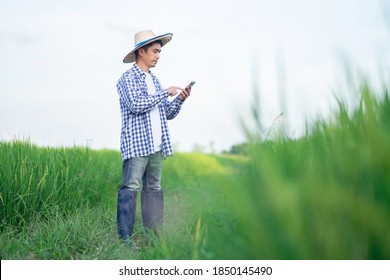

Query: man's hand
left=167, top=86, right=183, bottom=97
left=179, top=86, right=191, bottom=101
left=166, top=86, right=191, bottom=101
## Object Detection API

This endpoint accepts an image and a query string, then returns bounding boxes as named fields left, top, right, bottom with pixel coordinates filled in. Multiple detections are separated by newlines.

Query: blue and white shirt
left=117, top=64, right=184, bottom=161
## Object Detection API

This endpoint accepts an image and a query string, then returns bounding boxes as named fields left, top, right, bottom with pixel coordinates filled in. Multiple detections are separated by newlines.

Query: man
left=116, top=30, right=191, bottom=241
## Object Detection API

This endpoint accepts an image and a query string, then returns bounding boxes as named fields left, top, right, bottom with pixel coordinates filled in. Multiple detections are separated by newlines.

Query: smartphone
left=186, top=80, right=196, bottom=88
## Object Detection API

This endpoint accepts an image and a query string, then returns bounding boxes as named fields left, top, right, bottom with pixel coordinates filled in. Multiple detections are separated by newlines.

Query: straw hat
left=123, top=30, right=173, bottom=63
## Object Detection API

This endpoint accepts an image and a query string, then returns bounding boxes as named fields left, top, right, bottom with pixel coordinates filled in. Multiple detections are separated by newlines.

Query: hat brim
left=123, top=33, right=173, bottom=63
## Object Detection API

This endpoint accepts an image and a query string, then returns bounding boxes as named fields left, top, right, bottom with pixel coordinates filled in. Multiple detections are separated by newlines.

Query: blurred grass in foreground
left=222, top=81, right=390, bottom=259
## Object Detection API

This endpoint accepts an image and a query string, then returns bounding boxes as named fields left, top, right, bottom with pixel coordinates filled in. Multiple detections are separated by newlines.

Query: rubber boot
left=141, top=190, right=164, bottom=235
left=117, top=187, right=137, bottom=240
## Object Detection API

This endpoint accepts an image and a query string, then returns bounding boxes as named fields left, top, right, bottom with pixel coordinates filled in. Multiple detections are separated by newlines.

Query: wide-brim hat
left=123, top=30, right=173, bottom=63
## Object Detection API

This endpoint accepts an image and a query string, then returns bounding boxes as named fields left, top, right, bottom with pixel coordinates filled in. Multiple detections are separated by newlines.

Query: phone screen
left=187, top=81, right=196, bottom=88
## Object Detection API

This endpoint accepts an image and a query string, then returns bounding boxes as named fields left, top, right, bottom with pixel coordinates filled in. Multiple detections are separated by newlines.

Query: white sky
left=1, top=0, right=389, bottom=153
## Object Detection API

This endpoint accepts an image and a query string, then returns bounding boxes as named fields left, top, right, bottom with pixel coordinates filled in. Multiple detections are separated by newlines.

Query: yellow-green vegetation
left=1, top=82, right=389, bottom=259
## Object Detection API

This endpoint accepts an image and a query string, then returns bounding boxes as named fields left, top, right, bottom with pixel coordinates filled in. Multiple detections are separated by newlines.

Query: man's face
left=139, top=42, right=162, bottom=69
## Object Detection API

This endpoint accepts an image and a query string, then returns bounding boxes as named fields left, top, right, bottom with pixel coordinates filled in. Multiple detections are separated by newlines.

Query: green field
left=1, top=82, right=390, bottom=259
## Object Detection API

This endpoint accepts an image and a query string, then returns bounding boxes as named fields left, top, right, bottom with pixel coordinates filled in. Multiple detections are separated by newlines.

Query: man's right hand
left=167, top=86, right=184, bottom=97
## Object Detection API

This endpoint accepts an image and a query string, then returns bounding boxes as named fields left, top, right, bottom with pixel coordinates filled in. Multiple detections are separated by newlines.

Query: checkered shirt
left=117, top=64, right=184, bottom=161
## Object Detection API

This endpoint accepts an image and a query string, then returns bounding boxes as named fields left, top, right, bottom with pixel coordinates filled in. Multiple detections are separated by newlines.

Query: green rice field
left=1, top=82, right=389, bottom=259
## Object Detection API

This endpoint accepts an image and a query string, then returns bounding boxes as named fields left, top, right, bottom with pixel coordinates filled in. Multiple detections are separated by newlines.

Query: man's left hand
left=179, top=86, right=191, bottom=101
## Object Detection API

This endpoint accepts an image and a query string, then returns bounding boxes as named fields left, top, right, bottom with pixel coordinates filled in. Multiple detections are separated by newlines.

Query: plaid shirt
left=117, top=64, right=184, bottom=161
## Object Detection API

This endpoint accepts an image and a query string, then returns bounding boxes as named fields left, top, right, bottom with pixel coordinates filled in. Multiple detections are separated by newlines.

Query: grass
left=1, top=81, right=390, bottom=259
left=224, top=82, right=390, bottom=259
left=0, top=142, right=119, bottom=229
left=0, top=141, right=239, bottom=259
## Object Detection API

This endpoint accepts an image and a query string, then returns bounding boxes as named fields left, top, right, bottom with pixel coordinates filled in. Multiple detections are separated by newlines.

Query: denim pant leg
left=117, top=157, right=149, bottom=239
left=142, top=152, right=163, bottom=192
left=122, top=156, right=149, bottom=190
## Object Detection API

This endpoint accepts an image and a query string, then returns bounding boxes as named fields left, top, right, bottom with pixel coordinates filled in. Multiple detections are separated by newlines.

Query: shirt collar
left=132, top=63, right=155, bottom=80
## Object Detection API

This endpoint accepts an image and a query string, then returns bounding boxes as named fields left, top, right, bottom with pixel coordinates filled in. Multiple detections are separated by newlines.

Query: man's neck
left=136, top=61, right=149, bottom=73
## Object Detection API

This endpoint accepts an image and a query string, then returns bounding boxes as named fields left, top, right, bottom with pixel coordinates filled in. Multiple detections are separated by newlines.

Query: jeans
left=122, top=151, right=163, bottom=191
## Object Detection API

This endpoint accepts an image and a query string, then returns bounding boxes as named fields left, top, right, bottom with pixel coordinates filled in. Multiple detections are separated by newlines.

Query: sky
left=1, top=0, right=390, bottom=153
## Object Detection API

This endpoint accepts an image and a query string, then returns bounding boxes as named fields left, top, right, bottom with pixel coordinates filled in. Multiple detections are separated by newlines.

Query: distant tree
left=192, top=143, right=206, bottom=153
left=224, top=143, right=250, bottom=155
left=209, top=141, right=216, bottom=154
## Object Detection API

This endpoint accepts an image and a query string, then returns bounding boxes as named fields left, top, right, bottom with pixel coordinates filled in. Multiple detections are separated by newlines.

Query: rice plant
left=1, top=81, right=389, bottom=260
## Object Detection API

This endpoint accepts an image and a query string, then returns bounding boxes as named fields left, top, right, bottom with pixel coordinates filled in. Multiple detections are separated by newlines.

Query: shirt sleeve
left=150, top=74, right=184, bottom=120
left=164, top=96, right=184, bottom=120
left=117, top=73, right=168, bottom=114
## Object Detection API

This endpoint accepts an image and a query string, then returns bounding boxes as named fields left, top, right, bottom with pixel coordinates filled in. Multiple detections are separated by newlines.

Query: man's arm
left=164, top=87, right=191, bottom=120
left=117, top=75, right=167, bottom=114
left=117, top=74, right=183, bottom=114
left=164, top=97, right=183, bottom=120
